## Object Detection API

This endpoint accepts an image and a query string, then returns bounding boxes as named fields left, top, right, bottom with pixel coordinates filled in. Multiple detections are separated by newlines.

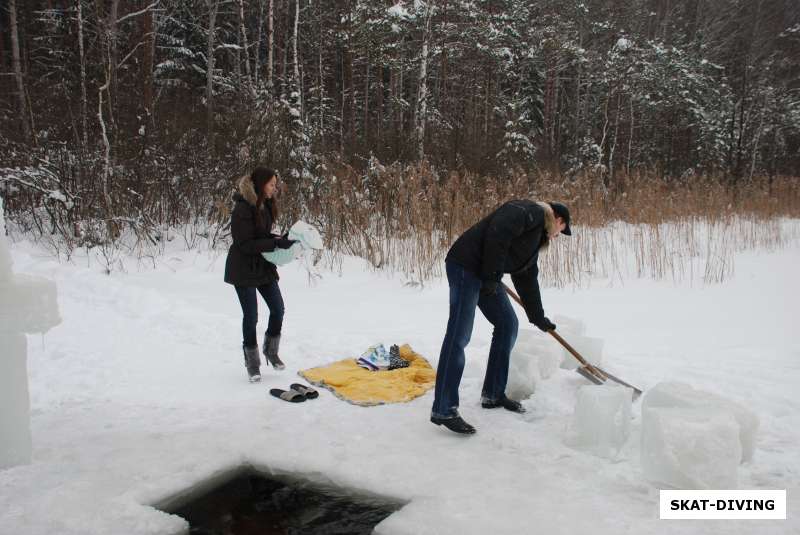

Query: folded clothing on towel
left=356, top=343, right=411, bottom=371
left=356, top=343, right=391, bottom=371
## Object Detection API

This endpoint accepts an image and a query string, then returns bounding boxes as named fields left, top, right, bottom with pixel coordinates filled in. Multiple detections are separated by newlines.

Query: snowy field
left=1, top=223, right=799, bottom=535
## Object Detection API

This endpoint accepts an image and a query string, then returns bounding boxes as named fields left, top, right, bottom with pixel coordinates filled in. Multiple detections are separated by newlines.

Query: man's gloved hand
left=533, top=316, right=556, bottom=332
left=274, top=237, right=298, bottom=249
left=480, top=280, right=498, bottom=297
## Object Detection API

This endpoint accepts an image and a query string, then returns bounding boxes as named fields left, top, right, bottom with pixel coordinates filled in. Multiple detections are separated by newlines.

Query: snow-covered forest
left=1, top=0, right=799, bottom=273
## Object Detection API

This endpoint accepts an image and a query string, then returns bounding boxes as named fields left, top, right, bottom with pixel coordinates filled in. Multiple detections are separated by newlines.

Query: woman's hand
left=274, top=237, right=298, bottom=249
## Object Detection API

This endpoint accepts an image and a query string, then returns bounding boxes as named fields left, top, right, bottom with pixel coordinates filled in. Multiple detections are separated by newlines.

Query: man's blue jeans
left=431, top=261, right=519, bottom=419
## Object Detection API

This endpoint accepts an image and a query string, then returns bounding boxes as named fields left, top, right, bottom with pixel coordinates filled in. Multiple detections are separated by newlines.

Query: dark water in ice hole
left=171, top=473, right=402, bottom=535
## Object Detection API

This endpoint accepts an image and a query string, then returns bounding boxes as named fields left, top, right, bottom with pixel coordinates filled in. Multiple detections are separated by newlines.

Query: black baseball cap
left=548, top=202, right=572, bottom=235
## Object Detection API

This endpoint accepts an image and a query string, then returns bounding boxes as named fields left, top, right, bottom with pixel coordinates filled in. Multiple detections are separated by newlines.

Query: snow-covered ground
left=1, top=225, right=798, bottom=535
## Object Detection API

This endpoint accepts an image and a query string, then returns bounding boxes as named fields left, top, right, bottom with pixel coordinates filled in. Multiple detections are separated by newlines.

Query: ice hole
left=157, top=467, right=405, bottom=535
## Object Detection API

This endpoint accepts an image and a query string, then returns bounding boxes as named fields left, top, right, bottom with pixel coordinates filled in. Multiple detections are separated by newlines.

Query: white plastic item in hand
left=0, top=198, right=61, bottom=470
left=262, top=242, right=303, bottom=266
left=288, top=220, right=323, bottom=250
left=262, top=220, right=323, bottom=266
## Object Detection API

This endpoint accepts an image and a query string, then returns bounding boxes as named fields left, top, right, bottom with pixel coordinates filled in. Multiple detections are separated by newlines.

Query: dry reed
left=301, top=164, right=800, bottom=287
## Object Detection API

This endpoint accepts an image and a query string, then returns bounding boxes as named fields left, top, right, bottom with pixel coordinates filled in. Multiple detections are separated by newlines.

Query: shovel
left=503, top=285, right=643, bottom=399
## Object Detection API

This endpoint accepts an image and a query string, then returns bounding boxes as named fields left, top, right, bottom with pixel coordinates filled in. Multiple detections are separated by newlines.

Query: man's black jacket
left=446, top=200, right=551, bottom=325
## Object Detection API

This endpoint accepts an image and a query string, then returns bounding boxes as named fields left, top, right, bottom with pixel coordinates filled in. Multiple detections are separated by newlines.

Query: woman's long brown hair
left=251, top=167, right=278, bottom=228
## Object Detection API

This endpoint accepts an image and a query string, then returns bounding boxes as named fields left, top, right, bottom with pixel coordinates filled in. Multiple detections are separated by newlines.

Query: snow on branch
left=116, top=1, right=161, bottom=26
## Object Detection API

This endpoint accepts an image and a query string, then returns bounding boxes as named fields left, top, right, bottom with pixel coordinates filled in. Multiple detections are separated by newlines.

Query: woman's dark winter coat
left=445, top=200, right=556, bottom=325
left=223, top=175, right=280, bottom=286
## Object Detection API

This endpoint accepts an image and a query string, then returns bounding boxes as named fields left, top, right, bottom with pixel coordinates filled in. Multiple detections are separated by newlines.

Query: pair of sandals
left=269, top=383, right=319, bottom=403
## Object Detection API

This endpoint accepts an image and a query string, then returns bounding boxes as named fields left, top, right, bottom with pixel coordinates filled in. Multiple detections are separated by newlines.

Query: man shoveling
left=430, top=200, right=571, bottom=434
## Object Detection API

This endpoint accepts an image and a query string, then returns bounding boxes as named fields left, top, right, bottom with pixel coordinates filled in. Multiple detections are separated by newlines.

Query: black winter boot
left=243, top=345, right=261, bottom=382
left=481, top=394, right=526, bottom=413
left=430, top=414, right=477, bottom=435
left=263, top=334, right=285, bottom=370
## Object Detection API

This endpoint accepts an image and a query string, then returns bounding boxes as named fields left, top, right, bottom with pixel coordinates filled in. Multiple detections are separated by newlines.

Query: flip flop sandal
left=269, top=388, right=307, bottom=403
left=290, top=383, right=319, bottom=399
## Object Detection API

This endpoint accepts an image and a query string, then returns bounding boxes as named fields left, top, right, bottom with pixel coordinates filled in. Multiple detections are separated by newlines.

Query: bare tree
left=9, top=0, right=31, bottom=142
left=291, top=0, right=300, bottom=85
left=414, top=4, right=434, bottom=161
left=267, top=0, right=274, bottom=90
left=206, top=0, right=220, bottom=142
left=76, top=0, right=89, bottom=150
left=142, top=0, right=156, bottom=122
left=95, top=0, right=121, bottom=141
left=238, top=0, right=254, bottom=94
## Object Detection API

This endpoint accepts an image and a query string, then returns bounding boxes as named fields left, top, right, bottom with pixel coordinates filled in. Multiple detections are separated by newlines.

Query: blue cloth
left=431, top=261, right=519, bottom=419
left=235, top=281, right=285, bottom=347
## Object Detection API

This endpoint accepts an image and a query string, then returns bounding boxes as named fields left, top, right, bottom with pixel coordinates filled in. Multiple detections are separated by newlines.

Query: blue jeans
left=235, top=281, right=284, bottom=348
left=431, top=261, right=519, bottom=419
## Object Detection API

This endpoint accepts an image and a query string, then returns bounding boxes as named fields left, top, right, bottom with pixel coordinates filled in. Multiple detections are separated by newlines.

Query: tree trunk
left=0, top=11, right=5, bottom=73
left=341, top=12, right=354, bottom=153
left=289, top=0, right=304, bottom=184
left=76, top=0, right=89, bottom=150
left=106, top=0, right=120, bottom=140
left=142, top=0, right=155, bottom=121
left=267, top=0, right=274, bottom=90
left=9, top=0, right=31, bottom=142
left=98, top=50, right=116, bottom=238
left=206, top=0, right=219, bottom=144
left=364, top=61, right=370, bottom=149
left=414, top=5, right=433, bottom=162
left=255, top=0, right=264, bottom=88
left=376, top=63, right=384, bottom=145
left=238, top=0, right=253, bottom=94
left=542, top=42, right=558, bottom=164
left=281, top=0, right=289, bottom=96
left=626, top=96, right=634, bottom=175
left=292, top=0, right=300, bottom=85
left=317, top=0, right=324, bottom=142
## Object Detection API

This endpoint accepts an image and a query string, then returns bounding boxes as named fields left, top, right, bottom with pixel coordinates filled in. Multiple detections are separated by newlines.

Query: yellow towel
left=298, top=344, right=436, bottom=406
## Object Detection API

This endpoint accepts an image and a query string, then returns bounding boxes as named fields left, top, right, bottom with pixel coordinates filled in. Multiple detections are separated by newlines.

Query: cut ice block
left=552, top=314, right=586, bottom=337
left=0, top=334, right=31, bottom=469
left=0, top=198, right=61, bottom=470
left=566, top=385, right=632, bottom=459
left=560, top=335, right=604, bottom=370
left=514, top=328, right=562, bottom=379
left=643, top=382, right=758, bottom=462
left=0, top=273, right=60, bottom=334
left=507, top=343, right=541, bottom=400
left=641, top=406, right=741, bottom=489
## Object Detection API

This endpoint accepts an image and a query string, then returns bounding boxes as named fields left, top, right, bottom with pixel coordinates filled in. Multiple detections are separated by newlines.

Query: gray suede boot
left=243, top=345, right=262, bottom=382
left=263, top=334, right=285, bottom=370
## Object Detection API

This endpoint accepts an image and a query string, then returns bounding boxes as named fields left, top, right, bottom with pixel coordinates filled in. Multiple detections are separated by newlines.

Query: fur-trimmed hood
left=536, top=201, right=557, bottom=248
left=236, top=175, right=259, bottom=206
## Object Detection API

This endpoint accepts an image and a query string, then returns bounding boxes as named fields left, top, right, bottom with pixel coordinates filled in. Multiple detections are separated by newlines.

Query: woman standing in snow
left=224, top=167, right=297, bottom=382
